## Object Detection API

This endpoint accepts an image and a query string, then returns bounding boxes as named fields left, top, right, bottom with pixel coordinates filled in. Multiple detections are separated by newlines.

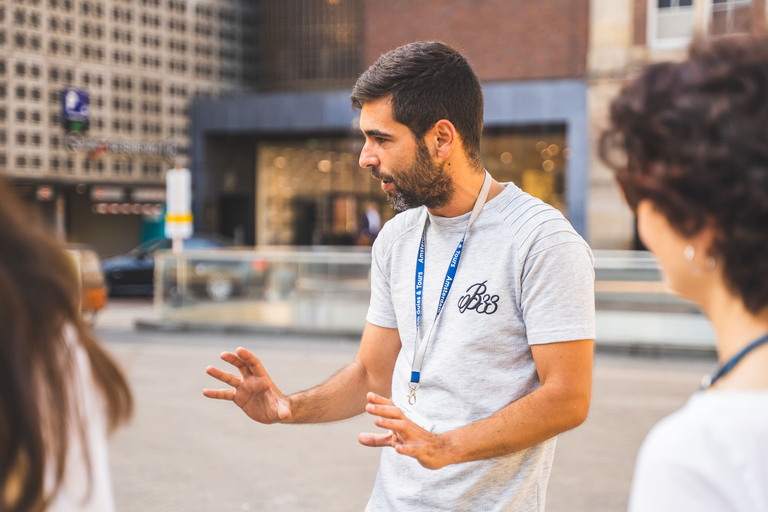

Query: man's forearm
left=439, top=382, right=590, bottom=465
left=285, top=360, right=389, bottom=424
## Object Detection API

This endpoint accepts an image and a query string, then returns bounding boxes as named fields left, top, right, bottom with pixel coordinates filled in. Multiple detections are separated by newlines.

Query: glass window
left=711, top=0, right=753, bottom=36
left=648, top=0, right=696, bottom=49
left=256, top=138, right=388, bottom=246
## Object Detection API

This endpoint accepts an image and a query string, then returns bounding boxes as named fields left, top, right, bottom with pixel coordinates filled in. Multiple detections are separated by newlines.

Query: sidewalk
left=95, top=298, right=156, bottom=330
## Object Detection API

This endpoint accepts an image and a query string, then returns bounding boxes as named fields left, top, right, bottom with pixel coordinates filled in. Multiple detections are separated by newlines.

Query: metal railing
left=154, top=248, right=715, bottom=348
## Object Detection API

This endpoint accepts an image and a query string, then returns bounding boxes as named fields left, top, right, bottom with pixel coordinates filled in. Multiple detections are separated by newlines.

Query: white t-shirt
left=365, top=182, right=596, bottom=512
left=629, top=391, right=768, bottom=512
left=45, top=326, right=116, bottom=512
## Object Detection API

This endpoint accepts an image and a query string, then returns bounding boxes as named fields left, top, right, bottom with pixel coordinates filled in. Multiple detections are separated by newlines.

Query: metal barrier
left=154, top=248, right=716, bottom=348
left=154, top=247, right=373, bottom=333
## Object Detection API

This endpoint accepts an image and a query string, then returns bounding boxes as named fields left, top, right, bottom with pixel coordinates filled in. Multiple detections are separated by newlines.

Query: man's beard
left=370, top=140, right=455, bottom=212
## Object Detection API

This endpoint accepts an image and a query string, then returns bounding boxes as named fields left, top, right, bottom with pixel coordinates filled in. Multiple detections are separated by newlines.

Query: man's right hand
left=203, top=347, right=292, bottom=424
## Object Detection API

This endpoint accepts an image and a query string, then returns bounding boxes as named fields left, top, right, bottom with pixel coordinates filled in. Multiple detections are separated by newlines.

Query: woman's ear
left=695, top=222, right=718, bottom=261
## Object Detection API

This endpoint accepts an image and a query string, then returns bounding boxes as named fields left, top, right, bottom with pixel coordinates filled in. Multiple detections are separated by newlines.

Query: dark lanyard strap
left=701, top=332, right=768, bottom=389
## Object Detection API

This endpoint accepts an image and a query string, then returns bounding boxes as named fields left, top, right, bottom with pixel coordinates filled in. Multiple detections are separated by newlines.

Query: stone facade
left=587, top=0, right=766, bottom=249
left=0, top=0, right=257, bottom=187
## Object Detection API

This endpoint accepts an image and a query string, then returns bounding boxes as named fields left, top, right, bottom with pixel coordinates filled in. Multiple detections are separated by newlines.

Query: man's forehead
left=359, top=97, right=403, bottom=132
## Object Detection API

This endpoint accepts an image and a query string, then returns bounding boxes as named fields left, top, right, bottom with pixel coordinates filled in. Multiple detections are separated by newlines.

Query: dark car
left=102, top=235, right=231, bottom=297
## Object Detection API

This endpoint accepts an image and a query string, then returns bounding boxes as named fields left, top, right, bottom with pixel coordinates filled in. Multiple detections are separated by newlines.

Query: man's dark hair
left=599, top=33, right=768, bottom=314
left=351, top=41, right=484, bottom=164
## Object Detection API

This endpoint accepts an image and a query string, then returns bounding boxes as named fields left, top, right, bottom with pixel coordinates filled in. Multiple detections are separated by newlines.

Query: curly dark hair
left=599, top=34, right=768, bottom=314
left=351, top=41, right=484, bottom=165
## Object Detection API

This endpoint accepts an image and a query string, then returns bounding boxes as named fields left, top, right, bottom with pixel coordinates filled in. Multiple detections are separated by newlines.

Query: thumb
left=276, top=400, right=291, bottom=420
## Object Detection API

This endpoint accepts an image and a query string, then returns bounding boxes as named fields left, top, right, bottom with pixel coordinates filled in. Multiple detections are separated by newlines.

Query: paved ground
left=96, top=299, right=716, bottom=512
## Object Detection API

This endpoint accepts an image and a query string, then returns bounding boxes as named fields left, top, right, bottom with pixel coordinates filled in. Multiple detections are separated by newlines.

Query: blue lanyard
left=700, top=332, right=768, bottom=389
left=408, top=171, right=492, bottom=404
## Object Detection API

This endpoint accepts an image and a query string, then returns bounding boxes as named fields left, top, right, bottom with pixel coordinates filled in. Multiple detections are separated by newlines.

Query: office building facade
left=0, top=0, right=256, bottom=254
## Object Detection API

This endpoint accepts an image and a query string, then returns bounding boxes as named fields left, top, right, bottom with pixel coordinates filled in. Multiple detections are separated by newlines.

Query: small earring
left=684, top=245, right=701, bottom=275
left=705, top=255, right=717, bottom=271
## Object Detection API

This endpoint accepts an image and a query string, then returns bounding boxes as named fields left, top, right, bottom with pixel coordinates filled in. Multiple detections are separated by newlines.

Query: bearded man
left=204, top=41, right=596, bottom=512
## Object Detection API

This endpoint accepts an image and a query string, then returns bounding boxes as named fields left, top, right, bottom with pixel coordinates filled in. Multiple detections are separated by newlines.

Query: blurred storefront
left=253, top=128, right=569, bottom=247
left=192, top=95, right=580, bottom=248
left=11, top=181, right=165, bottom=255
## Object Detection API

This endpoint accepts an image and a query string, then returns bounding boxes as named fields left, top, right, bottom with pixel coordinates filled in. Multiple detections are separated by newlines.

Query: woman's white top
left=45, top=325, right=116, bottom=512
left=628, top=391, right=768, bottom=512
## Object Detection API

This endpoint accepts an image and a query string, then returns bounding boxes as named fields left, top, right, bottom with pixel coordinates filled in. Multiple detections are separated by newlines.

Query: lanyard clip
left=407, top=383, right=418, bottom=405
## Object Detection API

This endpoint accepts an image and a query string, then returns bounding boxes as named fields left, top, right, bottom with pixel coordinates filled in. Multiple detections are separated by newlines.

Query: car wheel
left=206, top=273, right=235, bottom=301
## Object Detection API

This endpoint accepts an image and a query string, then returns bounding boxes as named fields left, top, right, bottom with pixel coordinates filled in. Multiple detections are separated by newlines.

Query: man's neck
left=427, top=168, right=504, bottom=218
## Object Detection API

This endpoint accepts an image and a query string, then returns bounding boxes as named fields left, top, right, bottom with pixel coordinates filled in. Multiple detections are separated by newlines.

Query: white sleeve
left=519, top=241, right=596, bottom=345
left=365, top=233, right=398, bottom=329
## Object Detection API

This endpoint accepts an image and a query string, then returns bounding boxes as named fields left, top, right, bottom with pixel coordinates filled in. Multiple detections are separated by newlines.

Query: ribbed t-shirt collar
left=425, top=181, right=515, bottom=230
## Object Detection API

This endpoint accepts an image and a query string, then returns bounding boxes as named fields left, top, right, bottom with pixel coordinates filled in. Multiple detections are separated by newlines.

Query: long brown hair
left=0, top=179, right=133, bottom=511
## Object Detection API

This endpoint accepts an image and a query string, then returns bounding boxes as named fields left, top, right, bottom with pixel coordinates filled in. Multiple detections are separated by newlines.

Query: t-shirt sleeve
left=519, top=240, right=596, bottom=345
left=365, top=234, right=398, bottom=329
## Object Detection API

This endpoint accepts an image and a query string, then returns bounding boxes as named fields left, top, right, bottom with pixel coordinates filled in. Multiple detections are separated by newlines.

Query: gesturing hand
left=358, top=393, right=451, bottom=470
left=203, top=347, right=292, bottom=424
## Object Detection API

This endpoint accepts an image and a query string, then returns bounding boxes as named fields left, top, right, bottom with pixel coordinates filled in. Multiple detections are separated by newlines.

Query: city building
left=192, top=0, right=592, bottom=247
left=0, top=0, right=257, bottom=254
left=587, top=0, right=764, bottom=249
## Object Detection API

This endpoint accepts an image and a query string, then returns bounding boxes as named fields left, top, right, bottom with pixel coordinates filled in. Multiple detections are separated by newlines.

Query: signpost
left=165, top=167, right=193, bottom=305
left=165, top=167, right=193, bottom=251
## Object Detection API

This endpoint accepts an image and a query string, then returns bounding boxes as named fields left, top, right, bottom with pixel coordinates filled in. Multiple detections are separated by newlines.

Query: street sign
left=36, top=185, right=54, bottom=201
left=165, top=168, right=193, bottom=240
left=61, top=88, right=90, bottom=132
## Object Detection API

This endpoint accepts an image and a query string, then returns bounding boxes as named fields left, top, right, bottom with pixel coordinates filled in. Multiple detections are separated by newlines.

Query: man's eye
left=376, top=137, right=387, bottom=144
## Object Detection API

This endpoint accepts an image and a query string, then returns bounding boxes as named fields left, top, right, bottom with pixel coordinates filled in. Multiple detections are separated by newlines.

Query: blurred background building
left=0, top=0, right=763, bottom=254
left=0, top=0, right=257, bottom=255
left=588, top=0, right=764, bottom=249
left=193, top=0, right=590, bottom=247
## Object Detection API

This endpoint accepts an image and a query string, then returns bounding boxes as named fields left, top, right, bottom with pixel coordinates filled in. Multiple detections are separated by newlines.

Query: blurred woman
left=601, top=34, right=768, bottom=511
left=0, top=179, right=133, bottom=511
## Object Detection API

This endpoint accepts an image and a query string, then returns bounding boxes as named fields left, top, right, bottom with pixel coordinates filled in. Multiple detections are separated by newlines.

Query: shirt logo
left=457, top=281, right=499, bottom=315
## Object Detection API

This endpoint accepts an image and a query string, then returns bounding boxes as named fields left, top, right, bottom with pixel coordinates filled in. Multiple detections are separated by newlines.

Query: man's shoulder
left=375, top=208, right=425, bottom=248
left=493, top=185, right=589, bottom=256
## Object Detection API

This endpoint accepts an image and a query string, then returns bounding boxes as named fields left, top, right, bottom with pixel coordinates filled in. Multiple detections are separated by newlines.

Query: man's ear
left=427, top=119, right=457, bottom=160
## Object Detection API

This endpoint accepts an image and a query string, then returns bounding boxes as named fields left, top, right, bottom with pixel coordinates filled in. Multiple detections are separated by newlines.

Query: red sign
left=36, top=185, right=53, bottom=201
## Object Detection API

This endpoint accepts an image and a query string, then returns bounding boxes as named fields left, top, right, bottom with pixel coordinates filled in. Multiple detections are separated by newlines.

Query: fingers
left=219, top=352, right=251, bottom=377
left=358, top=432, right=394, bottom=447
left=366, top=392, right=395, bottom=406
left=373, top=417, right=408, bottom=432
left=366, top=402, right=404, bottom=420
left=205, top=366, right=242, bottom=387
left=202, top=388, right=235, bottom=401
left=235, top=347, right=270, bottom=377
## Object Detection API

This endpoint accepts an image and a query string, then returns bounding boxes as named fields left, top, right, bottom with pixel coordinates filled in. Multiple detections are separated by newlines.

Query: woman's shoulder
left=643, top=391, right=768, bottom=455
left=628, top=391, right=768, bottom=512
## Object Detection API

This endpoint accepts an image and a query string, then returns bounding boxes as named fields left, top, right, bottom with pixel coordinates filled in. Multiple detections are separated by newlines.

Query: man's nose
left=359, top=142, right=378, bottom=168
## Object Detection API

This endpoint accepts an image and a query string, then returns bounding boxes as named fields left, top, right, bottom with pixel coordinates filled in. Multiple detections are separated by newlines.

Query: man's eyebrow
left=363, top=129, right=393, bottom=139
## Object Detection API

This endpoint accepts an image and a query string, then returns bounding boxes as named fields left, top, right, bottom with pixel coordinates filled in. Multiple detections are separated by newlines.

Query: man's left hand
left=358, top=392, right=450, bottom=470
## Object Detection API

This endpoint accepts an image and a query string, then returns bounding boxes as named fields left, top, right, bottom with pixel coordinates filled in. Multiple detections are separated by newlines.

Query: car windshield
left=184, top=238, right=226, bottom=249
left=129, top=238, right=170, bottom=257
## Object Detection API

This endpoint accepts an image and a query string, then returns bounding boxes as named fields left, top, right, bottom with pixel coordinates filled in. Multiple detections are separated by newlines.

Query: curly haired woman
left=0, top=180, right=133, bottom=512
left=601, top=33, right=768, bottom=511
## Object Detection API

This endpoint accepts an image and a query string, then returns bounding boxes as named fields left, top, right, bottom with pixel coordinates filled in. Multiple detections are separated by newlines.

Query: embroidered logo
left=457, top=281, right=499, bottom=315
